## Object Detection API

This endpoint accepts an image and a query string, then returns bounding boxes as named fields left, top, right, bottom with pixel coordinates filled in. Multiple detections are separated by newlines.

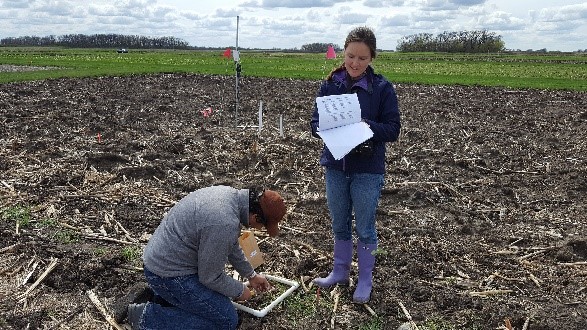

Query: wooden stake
left=83, top=233, right=135, bottom=245
left=21, top=260, right=39, bottom=287
left=469, top=289, right=514, bottom=297
left=18, top=258, right=58, bottom=301
left=316, top=287, right=320, bottom=304
left=87, top=290, right=125, bottom=330
left=560, top=261, right=587, bottom=266
left=0, top=243, right=18, bottom=253
left=116, top=220, right=137, bottom=243
left=300, top=276, right=309, bottom=293
left=529, top=273, right=542, bottom=287
left=331, top=287, right=340, bottom=313
left=518, top=249, right=547, bottom=261
left=363, top=303, right=377, bottom=316
left=398, top=300, right=419, bottom=330
left=330, top=287, right=340, bottom=329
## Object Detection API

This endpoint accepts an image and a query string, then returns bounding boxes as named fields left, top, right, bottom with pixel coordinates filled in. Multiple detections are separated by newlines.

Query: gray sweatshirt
left=143, top=186, right=254, bottom=298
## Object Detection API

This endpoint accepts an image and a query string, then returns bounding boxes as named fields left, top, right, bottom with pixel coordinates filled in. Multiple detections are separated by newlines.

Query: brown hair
left=344, top=26, right=377, bottom=59
left=326, top=26, right=377, bottom=80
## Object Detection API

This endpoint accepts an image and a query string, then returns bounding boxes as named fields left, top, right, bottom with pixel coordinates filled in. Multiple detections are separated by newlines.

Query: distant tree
left=300, top=43, right=341, bottom=53
left=397, top=30, right=505, bottom=53
left=0, top=34, right=190, bottom=49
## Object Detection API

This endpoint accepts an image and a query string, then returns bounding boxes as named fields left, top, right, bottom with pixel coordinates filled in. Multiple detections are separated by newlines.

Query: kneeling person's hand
left=236, top=285, right=252, bottom=301
left=249, top=273, right=271, bottom=293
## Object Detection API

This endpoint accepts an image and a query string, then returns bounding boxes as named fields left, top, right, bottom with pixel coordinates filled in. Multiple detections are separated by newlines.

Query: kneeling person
left=129, top=185, right=286, bottom=329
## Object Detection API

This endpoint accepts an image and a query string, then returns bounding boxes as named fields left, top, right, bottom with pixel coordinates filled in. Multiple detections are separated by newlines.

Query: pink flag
left=326, top=45, right=336, bottom=59
left=201, top=107, right=213, bottom=118
left=222, top=48, right=231, bottom=58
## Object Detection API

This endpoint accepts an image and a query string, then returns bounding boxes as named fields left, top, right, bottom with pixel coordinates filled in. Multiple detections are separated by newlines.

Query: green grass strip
left=0, top=47, right=585, bottom=90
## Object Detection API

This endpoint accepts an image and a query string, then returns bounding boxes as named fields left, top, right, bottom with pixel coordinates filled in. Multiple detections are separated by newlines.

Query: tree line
left=299, top=43, right=341, bottom=53
left=2, top=31, right=507, bottom=53
left=0, top=34, right=190, bottom=50
left=300, top=30, right=505, bottom=53
left=396, top=30, right=505, bottom=53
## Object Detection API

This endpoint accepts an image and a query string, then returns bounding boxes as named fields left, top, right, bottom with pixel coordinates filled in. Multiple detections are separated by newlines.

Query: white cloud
left=336, top=6, right=370, bottom=25
left=536, top=3, right=587, bottom=22
left=0, top=0, right=584, bottom=51
left=260, top=0, right=337, bottom=8
left=0, top=0, right=29, bottom=9
left=380, top=13, right=411, bottom=27
left=364, top=0, right=407, bottom=7
left=476, top=11, right=526, bottom=30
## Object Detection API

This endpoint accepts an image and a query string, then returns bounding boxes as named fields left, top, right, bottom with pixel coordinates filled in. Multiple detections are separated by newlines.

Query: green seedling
left=37, top=217, right=57, bottom=228
left=121, top=245, right=143, bottom=267
left=1, top=205, right=31, bottom=228
left=359, top=316, right=384, bottom=330
left=54, top=230, right=79, bottom=244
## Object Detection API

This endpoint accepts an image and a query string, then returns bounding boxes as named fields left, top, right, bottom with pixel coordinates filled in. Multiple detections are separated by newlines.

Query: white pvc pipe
left=258, top=101, right=263, bottom=133
left=232, top=274, right=300, bottom=317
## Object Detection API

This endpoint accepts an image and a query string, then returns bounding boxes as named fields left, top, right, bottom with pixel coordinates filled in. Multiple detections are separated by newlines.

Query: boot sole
left=313, top=281, right=350, bottom=288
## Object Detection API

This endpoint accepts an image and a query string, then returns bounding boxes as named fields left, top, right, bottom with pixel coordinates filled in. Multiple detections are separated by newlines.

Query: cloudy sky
left=1, top=0, right=585, bottom=51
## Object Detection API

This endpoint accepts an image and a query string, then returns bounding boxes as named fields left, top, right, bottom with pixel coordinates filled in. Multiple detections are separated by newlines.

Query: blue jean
left=325, top=168, right=384, bottom=244
left=140, top=268, right=239, bottom=330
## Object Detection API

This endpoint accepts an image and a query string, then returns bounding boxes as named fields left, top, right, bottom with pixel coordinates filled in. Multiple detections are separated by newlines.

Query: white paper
left=316, top=94, right=373, bottom=160
left=317, top=121, right=373, bottom=160
left=317, top=94, right=362, bottom=131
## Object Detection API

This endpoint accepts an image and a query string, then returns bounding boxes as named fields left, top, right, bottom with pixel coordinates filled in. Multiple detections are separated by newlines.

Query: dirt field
left=1, top=72, right=586, bottom=330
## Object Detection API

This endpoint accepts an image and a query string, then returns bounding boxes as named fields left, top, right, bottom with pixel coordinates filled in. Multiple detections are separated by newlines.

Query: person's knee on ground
left=110, top=282, right=153, bottom=324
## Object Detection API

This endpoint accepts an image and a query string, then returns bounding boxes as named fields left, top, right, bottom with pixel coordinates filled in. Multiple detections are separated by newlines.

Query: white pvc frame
left=232, top=274, right=300, bottom=317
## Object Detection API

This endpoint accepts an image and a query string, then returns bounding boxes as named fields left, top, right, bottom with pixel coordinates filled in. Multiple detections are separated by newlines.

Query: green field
left=0, top=47, right=586, bottom=90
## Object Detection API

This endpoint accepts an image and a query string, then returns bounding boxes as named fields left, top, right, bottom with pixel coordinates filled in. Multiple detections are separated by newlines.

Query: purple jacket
left=310, top=66, right=401, bottom=174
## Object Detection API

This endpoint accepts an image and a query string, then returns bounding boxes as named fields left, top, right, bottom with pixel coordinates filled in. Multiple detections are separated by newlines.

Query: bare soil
left=0, top=73, right=586, bottom=330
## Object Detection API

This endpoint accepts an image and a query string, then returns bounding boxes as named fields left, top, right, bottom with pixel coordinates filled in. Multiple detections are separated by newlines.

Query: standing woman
left=310, top=26, right=401, bottom=303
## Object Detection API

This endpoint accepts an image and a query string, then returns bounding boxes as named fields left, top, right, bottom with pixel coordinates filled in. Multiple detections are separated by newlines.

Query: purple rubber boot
left=313, top=239, right=353, bottom=287
left=353, top=241, right=377, bottom=303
